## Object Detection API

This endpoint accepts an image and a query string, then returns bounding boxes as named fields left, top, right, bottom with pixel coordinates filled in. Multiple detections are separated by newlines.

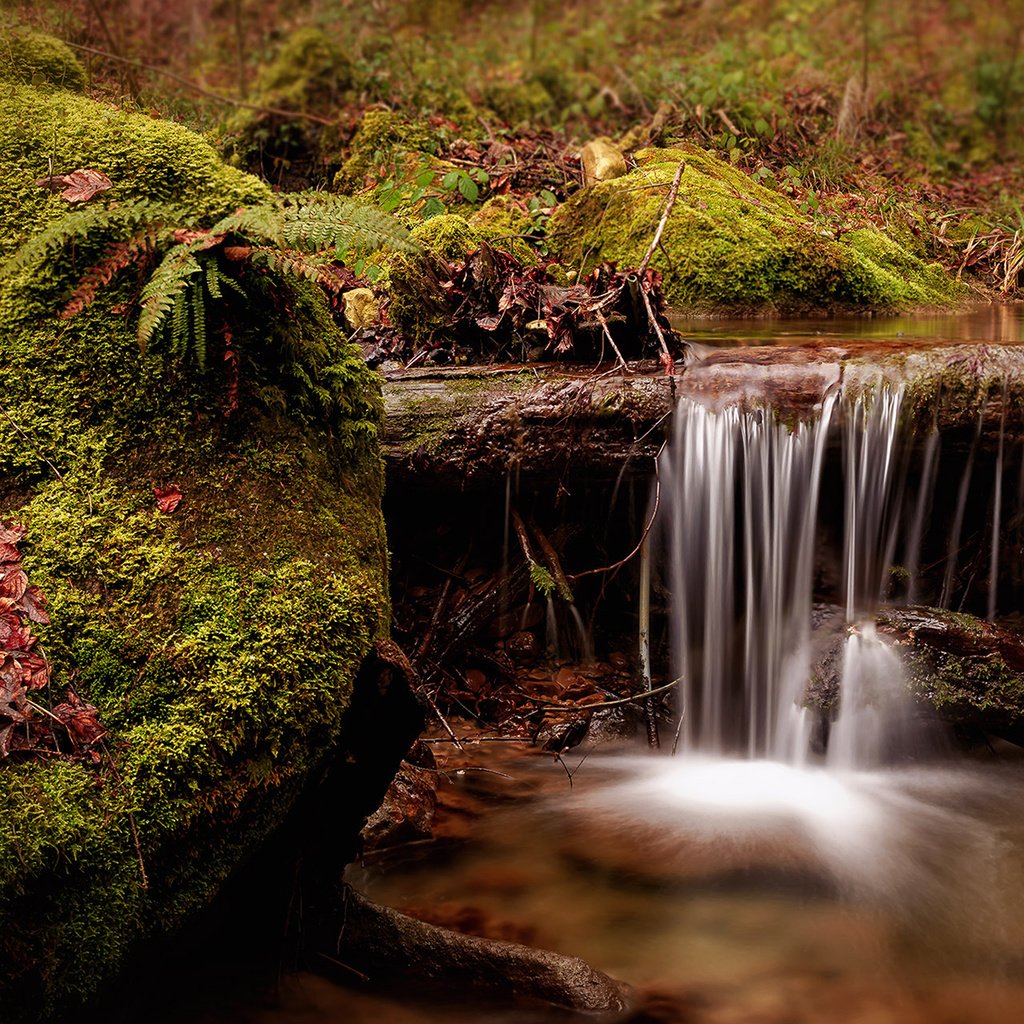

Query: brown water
left=671, top=305, right=1024, bottom=347
left=331, top=742, right=1024, bottom=1023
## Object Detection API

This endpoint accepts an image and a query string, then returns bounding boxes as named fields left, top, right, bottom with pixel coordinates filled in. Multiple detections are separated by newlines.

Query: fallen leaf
left=35, top=168, right=114, bottom=204
left=154, top=486, right=183, bottom=513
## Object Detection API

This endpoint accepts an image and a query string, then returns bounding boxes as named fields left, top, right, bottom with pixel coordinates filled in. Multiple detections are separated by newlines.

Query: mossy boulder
left=0, top=27, right=86, bottom=92
left=547, top=144, right=961, bottom=312
left=223, top=27, right=353, bottom=184
left=0, top=82, right=388, bottom=1019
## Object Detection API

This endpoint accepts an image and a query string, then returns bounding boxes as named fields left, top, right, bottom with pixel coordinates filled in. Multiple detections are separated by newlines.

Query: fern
left=281, top=193, right=418, bottom=255
left=60, top=227, right=164, bottom=319
left=137, top=250, right=203, bottom=352
left=3, top=199, right=191, bottom=283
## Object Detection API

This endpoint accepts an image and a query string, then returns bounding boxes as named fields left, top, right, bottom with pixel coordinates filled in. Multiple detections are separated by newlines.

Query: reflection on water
left=671, top=305, right=1024, bottom=347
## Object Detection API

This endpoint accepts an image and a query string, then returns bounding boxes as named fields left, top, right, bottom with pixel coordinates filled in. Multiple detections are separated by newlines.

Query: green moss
left=0, top=81, right=269, bottom=261
left=547, top=144, right=962, bottom=312
left=0, top=27, right=85, bottom=92
left=333, top=109, right=436, bottom=194
left=0, top=84, right=387, bottom=1021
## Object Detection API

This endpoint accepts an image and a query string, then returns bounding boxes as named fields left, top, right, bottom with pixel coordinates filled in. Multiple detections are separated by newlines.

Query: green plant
left=7, top=192, right=418, bottom=378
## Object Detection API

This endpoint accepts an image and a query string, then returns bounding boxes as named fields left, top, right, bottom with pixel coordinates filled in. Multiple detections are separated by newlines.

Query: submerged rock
left=0, top=73, right=388, bottom=1019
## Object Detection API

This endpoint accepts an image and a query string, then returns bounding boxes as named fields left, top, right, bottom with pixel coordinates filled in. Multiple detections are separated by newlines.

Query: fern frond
left=281, top=193, right=418, bottom=256
left=171, top=289, right=189, bottom=361
left=189, top=285, right=207, bottom=370
left=249, top=246, right=348, bottom=292
left=3, top=199, right=191, bottom=282
left=137, top=250, right=202, bottom=352
left=208, top=203, right=287, bottom=248
left=60, top=227, right=162, bottom=319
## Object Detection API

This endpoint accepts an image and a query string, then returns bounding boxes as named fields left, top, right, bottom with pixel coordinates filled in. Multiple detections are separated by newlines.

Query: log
left=382, top=343, right=1024, bottom=482
left=329, top=888, right=628, bottom=1014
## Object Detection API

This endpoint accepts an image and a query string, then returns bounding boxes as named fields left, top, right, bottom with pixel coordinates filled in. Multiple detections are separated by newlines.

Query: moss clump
left=334, top=109, right=436, bottom=194
left=0, top=27, right=85, bottom=92
left=223, top=27, right=353, bottom=179
left=547, top=144, right=962, bottom=312
left=0, top=81, right=269, bottom=260
left=0, top=84, right=387, bottom=1021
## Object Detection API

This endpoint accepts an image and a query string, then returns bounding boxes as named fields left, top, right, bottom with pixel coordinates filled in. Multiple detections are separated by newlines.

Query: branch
left=62, top=41, right=338, bottom=126
left=637, top=159, right=685, bottom=275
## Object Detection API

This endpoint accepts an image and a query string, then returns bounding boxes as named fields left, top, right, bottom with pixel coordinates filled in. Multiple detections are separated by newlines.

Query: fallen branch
left=638, top=159, right=685, bottom=275
left=531, top=676, right=681, bottom=711
left=62, top=41, right=338, bottom=125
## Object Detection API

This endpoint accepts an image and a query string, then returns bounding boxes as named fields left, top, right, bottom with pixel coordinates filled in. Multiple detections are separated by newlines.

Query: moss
left=0, top=84, right=387, bottom=1021
left=0, top=27, right=85, bottom=92
left=333, top=109, right=436, bottom=194
left=547, top=144, right=962, bottom=313
left=0, top=81, right=269, bottom=261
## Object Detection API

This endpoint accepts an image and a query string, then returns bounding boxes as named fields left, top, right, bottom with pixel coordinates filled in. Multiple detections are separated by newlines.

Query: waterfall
left=661, top=383, right=935, bottom=767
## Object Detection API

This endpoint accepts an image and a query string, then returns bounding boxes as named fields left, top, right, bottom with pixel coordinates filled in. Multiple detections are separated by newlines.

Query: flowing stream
left=166, top=316, right=1024, bottom=1024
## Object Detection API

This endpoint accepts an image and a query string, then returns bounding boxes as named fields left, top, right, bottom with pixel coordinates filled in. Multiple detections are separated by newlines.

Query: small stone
left=608, top=651, right=631, bottom=671
left=342, top=287, right=379, bottom=329
left=580, top=140, right=627, bottom=186
left=464, top=668, right=487, bottom=692
left=508, top=630, right=540, bottom=659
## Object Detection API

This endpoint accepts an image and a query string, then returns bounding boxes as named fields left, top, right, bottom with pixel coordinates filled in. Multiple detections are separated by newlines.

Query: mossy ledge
left=547, top=144, right=962, bottom=314
left=0, top=80, right=389, bottom=1020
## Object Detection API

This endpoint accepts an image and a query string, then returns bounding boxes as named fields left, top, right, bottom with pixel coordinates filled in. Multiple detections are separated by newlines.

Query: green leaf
left=457, top=175, right=479, bottom=203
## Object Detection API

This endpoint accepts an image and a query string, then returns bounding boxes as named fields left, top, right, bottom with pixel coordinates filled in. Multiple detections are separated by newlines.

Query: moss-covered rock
left=0, top=83, right=388, bottom=1020
left=222, top=27, right=353, bottom=184
left=0, top=27, right=86, bottom=92
left=333, top=108, right=436, bottom=195
left=547, top=144, right=962, bottom=312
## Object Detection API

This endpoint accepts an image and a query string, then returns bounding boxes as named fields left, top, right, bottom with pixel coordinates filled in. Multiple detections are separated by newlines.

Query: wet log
left=329, top=888, right=628, bottom=1014
left=382, top=343, right=1024, bottom=482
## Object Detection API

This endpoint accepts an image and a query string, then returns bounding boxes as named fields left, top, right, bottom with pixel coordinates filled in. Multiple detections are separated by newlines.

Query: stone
left=580, top=139, right=627, bottom=186
left=343, top=286, right=380, bottom=329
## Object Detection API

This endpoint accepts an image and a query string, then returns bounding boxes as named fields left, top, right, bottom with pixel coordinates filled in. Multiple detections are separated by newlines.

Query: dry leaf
left=154, top=486, right=183, bottom=514
left=35, top=168, right=114, bottom=204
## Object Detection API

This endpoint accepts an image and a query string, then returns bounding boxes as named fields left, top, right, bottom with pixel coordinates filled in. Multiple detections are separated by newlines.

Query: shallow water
left=334, top=742, right=1024, bottom=1024
left=670, top=305, right=1024, bottom=347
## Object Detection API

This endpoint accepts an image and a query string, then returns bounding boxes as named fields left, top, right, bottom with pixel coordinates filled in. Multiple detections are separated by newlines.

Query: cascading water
left=661, top=383, right=925, bottom=767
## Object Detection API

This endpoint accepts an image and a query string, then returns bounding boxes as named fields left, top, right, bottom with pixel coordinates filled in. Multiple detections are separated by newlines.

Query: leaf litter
left=0, top=521, right=106, bottom=762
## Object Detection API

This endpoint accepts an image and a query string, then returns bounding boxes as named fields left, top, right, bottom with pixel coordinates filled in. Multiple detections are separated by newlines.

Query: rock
left=0, top=73, right=388, bottom=1021
left=805, top=606, right=1024, bottom=748
left=507, top=630, right=540, bottom=660
left=549, top=143, right=961, bottom=311
left=333, top=888, right=628, bottom=1014
left=581, top=139, right=628, bottom=186
left=343, top=287, right=380, bottom=329
left=362, top=759, right=439, bottom=852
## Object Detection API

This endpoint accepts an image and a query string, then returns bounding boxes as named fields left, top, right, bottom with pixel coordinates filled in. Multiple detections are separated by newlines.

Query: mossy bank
left=0, top=63, right=389, bottom=1021
left=548, top=145, right=962, bottom=314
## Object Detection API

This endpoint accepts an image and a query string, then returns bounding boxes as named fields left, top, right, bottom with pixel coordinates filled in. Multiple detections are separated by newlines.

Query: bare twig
left=638, top=159, right=685, bottom=275
left=530, top=676, right=681, bottom=711
left=568, top=440, right=666, bottom=581
left=62, top=41, right=338, bottom=125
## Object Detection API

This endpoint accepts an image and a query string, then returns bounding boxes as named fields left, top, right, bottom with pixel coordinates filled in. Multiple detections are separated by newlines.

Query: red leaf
left=154, top=486, right=183, bottom=514
left=0, top=523, right=26, bottom=545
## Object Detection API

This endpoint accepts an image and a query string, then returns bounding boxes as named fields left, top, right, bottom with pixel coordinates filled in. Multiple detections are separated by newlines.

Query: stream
left=162, top=313, right=1024, bottom=1024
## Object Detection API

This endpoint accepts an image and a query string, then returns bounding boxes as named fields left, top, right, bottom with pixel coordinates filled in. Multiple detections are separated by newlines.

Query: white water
left=661, top=384, right=931, bottom=767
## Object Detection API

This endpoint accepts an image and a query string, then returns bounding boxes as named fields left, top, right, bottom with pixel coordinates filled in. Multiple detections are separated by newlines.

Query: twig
left=595, top=310, right=631, bottom=371
left=531, top=676, right=681, bottom=711
left=568, top=441, right=666, bottom=581
left=62, top=41, right=337, bottom=125
left=0, top=404, right=65, bottom=482
left=638, top=537, right=660, bottom=748
left=317, top=951, right=370, bottom=983
left=638, top=160, right=685, bottom=275
left=416, top=686, right=464, bottom=751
